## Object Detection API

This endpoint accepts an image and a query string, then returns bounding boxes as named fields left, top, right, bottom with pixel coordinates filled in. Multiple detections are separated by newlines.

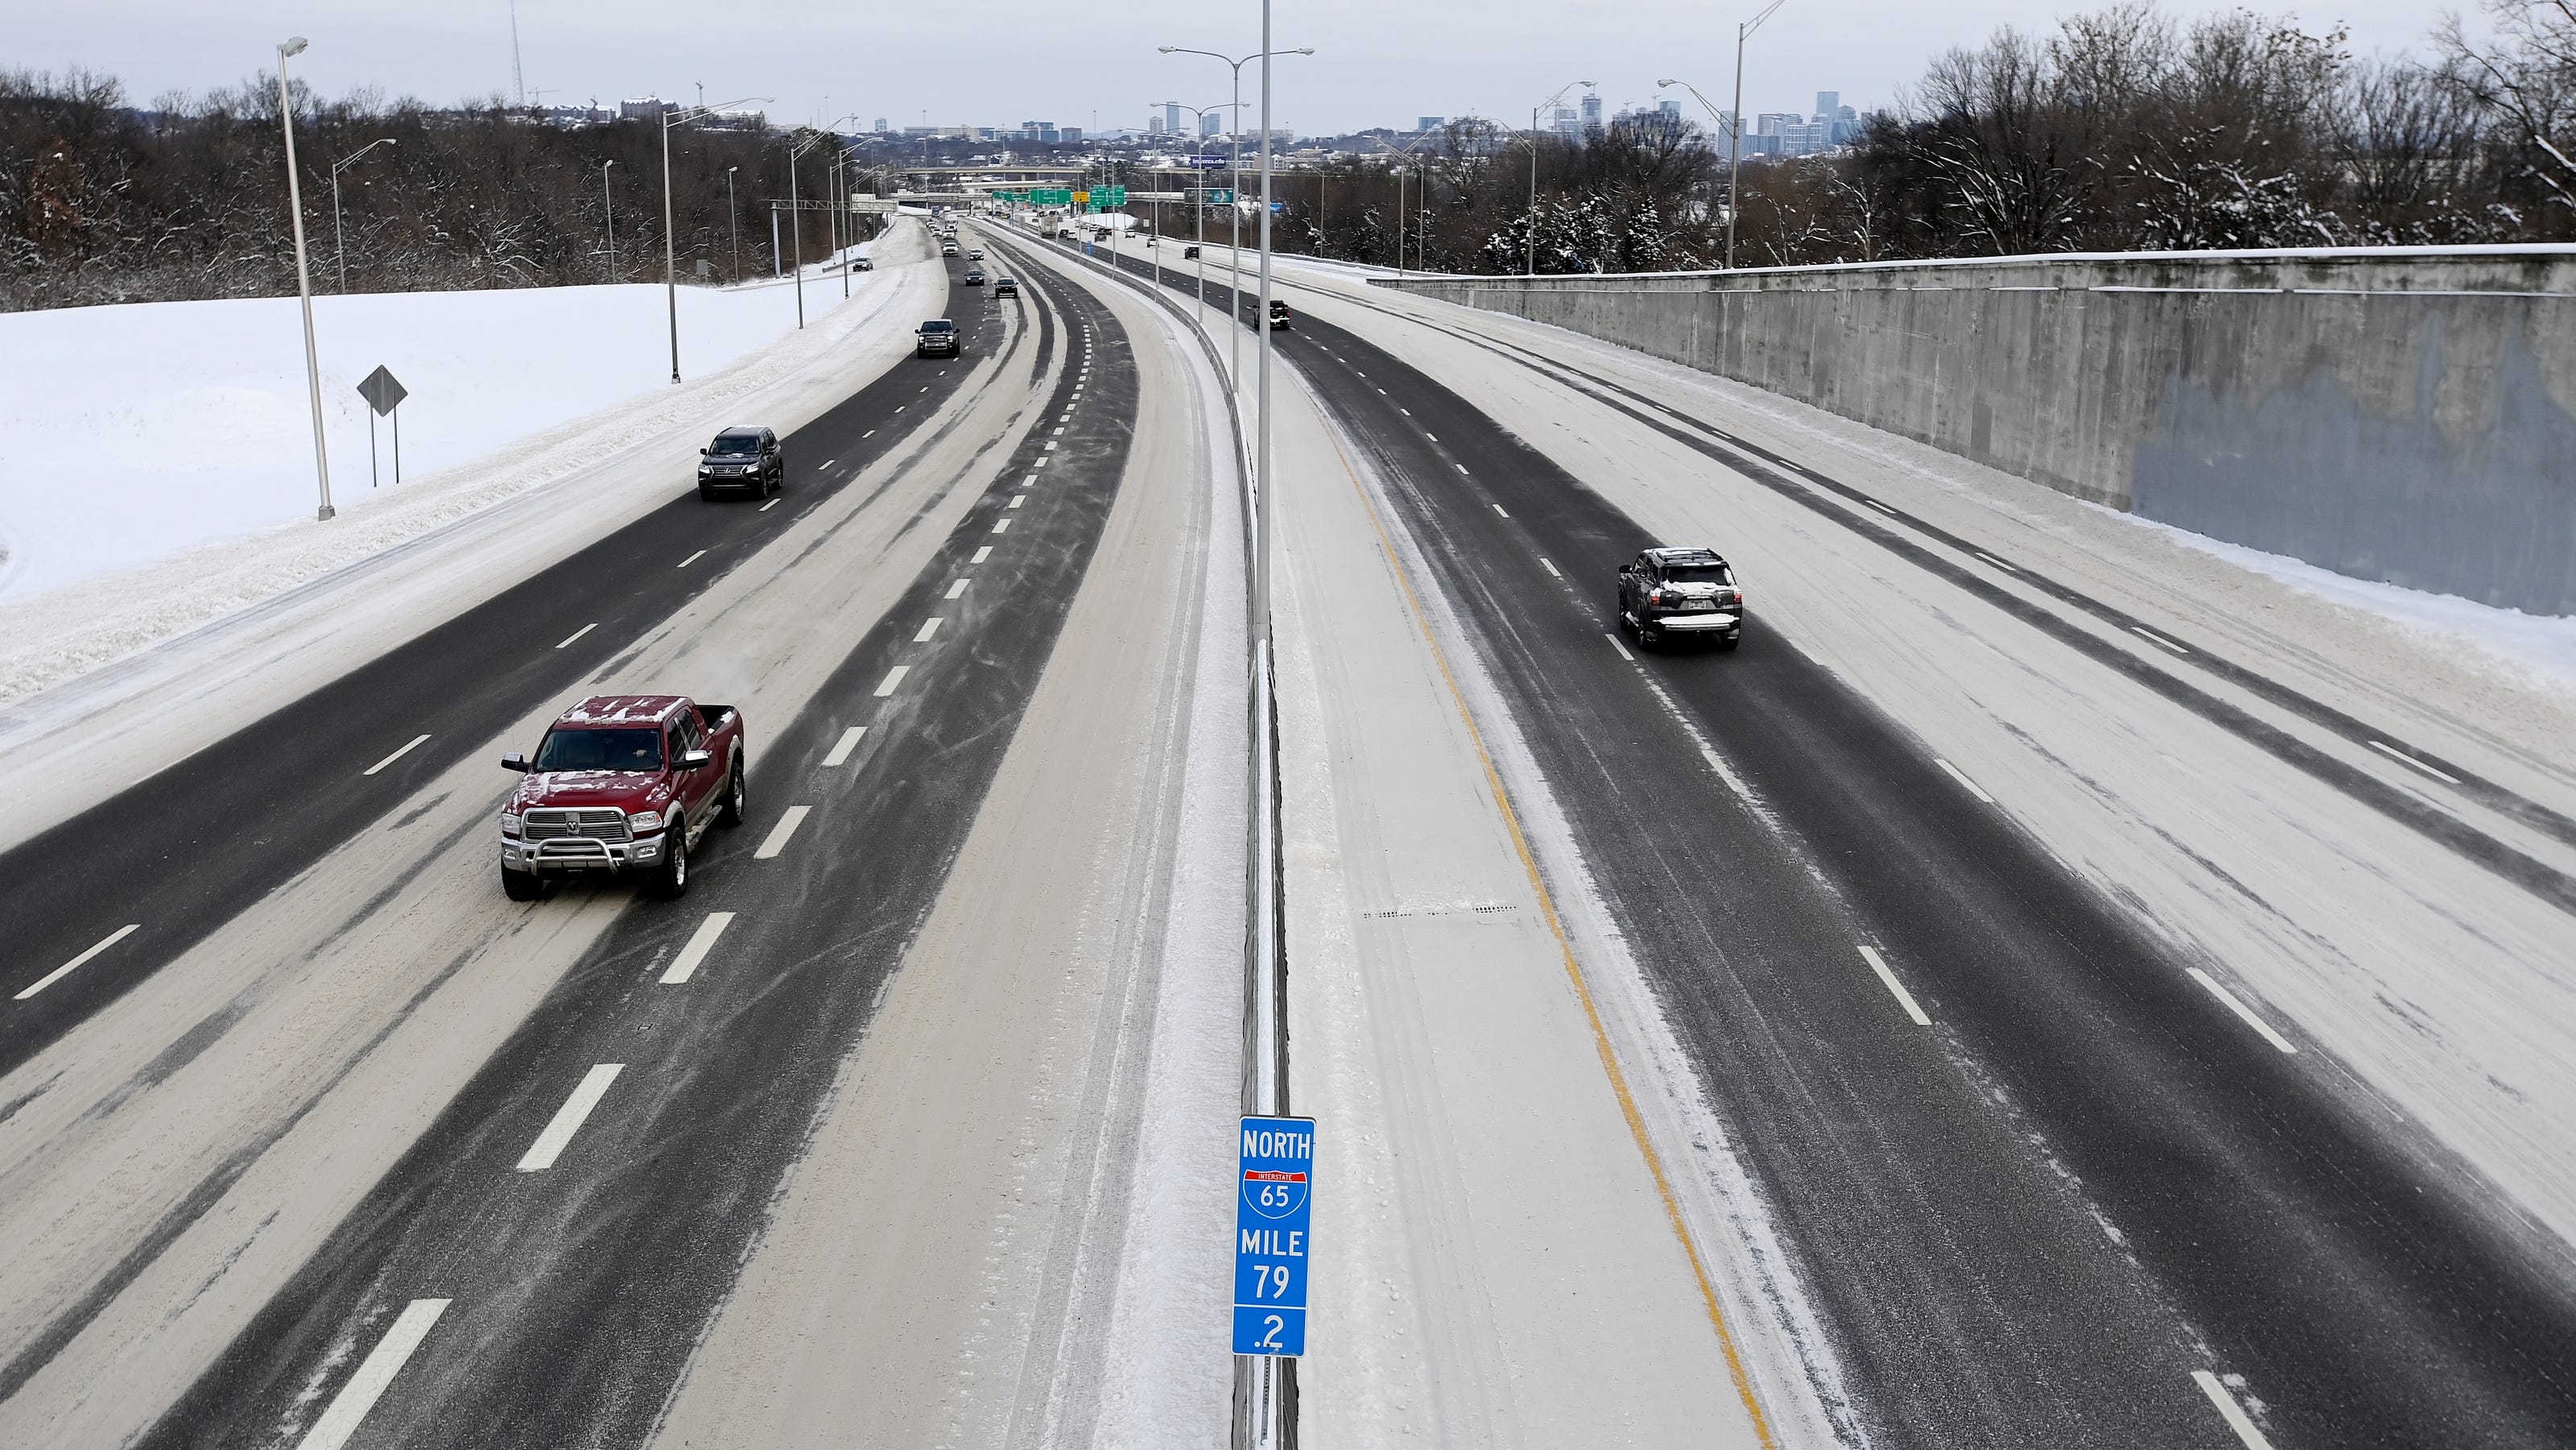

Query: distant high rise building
left=873, top=118, right=889, bottom=133
left=1416, top=116, right=1444, bottom=131
left=1658, top=99, right=1682, bottom=121
left=1580, top=93, right=1603, bottom=129
left=1551, top=105, right=1579, bottom=137
left=1166, top=102, right=1183, bottom=134
left=1814, top=90, right=1839, bottom=121
left=1149, top=114, right=1166, bottom=134
left=1200, top=112, right=1222, bottom=136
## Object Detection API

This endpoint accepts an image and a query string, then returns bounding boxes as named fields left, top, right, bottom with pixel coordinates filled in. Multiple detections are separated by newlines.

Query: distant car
left=1268, top=299, right=1293, bottom=330
left=942, top=242, right=960, bottom=257
left=968, top=247, right=985, bottom=260
left=993, top=276, right=1018, bottom=298
left=964, top=268, right=986, bottom=285
left=916, top=318, right=960, bottom=358
left=697, top=426, right=782, bottom=500
left=850, top=255, right=874, bottom=271
left=1616, top=547, right=1745, bottom=650
left=1184, top=244, right=1201, bottom=259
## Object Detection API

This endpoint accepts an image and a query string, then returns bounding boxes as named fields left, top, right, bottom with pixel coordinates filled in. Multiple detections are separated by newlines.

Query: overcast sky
left=23, top=0, right=2472, bottom=137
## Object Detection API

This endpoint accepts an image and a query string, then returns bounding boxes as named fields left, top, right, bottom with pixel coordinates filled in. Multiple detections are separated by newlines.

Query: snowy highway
left=0, top=216, right=2571, bottom=1448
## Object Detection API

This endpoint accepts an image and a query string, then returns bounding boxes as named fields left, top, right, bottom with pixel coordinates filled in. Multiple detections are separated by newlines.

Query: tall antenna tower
left=510, top=0, right=526, bottom=107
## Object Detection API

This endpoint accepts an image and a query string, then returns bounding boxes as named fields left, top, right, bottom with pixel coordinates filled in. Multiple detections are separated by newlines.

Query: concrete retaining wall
left=1375, top=248, right=2576, bottom=616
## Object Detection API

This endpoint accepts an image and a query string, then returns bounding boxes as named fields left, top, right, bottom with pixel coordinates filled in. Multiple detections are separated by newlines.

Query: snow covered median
left=0, top=235, right=918, bottom=709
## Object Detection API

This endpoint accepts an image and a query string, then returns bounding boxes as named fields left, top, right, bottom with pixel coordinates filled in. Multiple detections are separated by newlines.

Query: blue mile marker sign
left=1232, top=1114, right=1315, bottom=1356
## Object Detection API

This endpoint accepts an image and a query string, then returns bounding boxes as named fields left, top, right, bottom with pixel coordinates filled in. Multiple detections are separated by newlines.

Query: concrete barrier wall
left=1375, top=248, right=2576, bottom=616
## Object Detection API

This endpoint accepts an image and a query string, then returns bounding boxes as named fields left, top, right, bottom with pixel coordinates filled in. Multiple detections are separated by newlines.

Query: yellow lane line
left=1319, top=426, right=1779, bottom=1447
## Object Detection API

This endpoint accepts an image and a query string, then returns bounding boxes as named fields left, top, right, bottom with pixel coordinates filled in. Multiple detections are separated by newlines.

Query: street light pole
left=1702, top=0, right=1788, bottom=271
left=663, top=96, right=772, bottom=380
left=275, top=36, right=334, bottom=522
left=1159, top=46, right=1312, bottom=394
left=330, top=137, right=396, bottom=293
left=603, top=159, right=617, bottom=282
left=1161, top=101, right=1228, bottom=326
left=727, top=165, right=741, bottom=283
left=1526, top=81, right=1594, bottom=276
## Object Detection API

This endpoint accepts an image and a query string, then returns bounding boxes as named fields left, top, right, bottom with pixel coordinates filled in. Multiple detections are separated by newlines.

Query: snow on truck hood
left=515, top=769, right=664, bottom=807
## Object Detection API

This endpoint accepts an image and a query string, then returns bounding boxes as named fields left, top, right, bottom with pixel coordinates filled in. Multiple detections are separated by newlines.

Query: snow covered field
left=0, top=255, right=871, bottom=601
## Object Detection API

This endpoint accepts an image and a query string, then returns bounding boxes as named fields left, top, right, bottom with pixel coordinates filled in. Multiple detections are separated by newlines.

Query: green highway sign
left=1190, top=188, right=1236, bottom=204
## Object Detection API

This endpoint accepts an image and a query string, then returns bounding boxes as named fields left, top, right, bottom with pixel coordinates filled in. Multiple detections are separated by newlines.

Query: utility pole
left=727, top=166, right=741, bottom=283
left=603, top=159, right=617, bottom=282
left=275, top=35, right=334, bottom=522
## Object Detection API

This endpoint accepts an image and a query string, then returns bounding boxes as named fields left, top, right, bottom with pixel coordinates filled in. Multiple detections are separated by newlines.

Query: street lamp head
left=1158, top=45, right=1178, bottom=52
left=279, top=35, right=308, bottom=57
left=1296, top=48, right=1315, bottom=55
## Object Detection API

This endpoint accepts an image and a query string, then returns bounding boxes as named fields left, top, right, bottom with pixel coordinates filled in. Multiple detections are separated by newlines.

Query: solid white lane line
left=2191, top=1370, right=2280, bottom=1449
left=822, top=725, right=868, bottom=767
left=1605, top=633, right=1635, bottom=662
left=15, top=923, right=141, bottom=1001
left=1493, top=504, right=1510, bottom=518
left=1540, top=557, right=1561, bottom=577
left=873, top=665, right=910, bottom=697
left=992, top=518, right=1012, bottom=534
left=1009, top=495, right=1026, bottom=508
left=945, top=579, right=970, bottom=599
left=970, top=546, right=993, bottom=564
left=754, top=805, right=812, bottom=860
left=2187, top=969, right=2299, bottom=1054
left=2368, top=738, right=2460, bottom=784
left=1975, top=550, right=2018, bottom=572
left=914, top=618, right=943, bottom=642
left=1859, top=944, right=1932, bottom=1027
left=363, top=734, right=431, bottom=777
left=1699, top=747, right=1757, bottom=806
left=660, top=911, right=736, bottom=985
left=295, top=1298, right=452, bottom=1450
left=678, top=550, right=707, bottom=568
left=516, top=1064, right=625, bottom=1171
left=2132, top=626, right=2189, bottom=655
left=1934, top=758, right=1995, bottom=803
left=759, top=498, right=780, bottom=512
left=555, top=622, right=598, bottom=650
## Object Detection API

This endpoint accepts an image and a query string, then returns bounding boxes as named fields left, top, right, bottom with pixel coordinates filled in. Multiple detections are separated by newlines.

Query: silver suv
left=1616, top=547, right=1745, bottom=650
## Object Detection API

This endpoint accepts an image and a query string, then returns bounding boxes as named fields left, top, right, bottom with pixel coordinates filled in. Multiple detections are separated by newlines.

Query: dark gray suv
left=1616, top=547, right=1744, bottom=650
left=916, top=319, right=960, bottom=358
left=697, top=427, right=782, bottom=500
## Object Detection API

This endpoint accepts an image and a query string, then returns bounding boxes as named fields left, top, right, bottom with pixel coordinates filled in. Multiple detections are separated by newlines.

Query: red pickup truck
left=498, top=695, right=746, bottom=900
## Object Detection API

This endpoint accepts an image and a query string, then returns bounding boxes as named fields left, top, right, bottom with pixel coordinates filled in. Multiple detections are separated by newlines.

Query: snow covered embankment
left=0, top=234, right=912, bottom=709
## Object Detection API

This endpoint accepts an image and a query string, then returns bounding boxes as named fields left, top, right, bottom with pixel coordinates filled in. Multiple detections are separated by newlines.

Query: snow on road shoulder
left=0, top=231, right=923, bottom=714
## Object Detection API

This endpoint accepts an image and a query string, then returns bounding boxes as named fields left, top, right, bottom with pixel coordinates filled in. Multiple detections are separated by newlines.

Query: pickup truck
left=498, top=695, right=746, bottom=900
left=916, top=319, right=960, bottom=358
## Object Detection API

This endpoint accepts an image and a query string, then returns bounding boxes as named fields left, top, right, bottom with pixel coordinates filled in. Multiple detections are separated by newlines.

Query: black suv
left=697, top=427, right=782, bottom=500
left=916, top=319, right=960, bottom=358
left=1616, top=547, right=1744, bottom=649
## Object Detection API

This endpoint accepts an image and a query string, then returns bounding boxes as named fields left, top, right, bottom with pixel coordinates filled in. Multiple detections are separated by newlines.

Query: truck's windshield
left=532, top=728, right=663, bottom=771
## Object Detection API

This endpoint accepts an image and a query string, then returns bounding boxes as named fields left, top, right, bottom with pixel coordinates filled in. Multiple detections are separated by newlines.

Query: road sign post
left=355, top=365, right=408, bottom=488
left=1232, top=1114, right=1315, bottom=1357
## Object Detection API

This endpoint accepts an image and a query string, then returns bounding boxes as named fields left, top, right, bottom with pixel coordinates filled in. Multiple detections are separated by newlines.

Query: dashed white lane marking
left=1455, top=464, right=1470, bottom=477
left=1933, top=758, right=1995, bottom=803
left=1051, top=427, right=1064, bottom=436
left=919, top=386, right=929, bottom=393
left=2368, top=739, right=2460, bottom=785
left=1026, top=473, right=1040, bottom=484
left=1376, top=387, right=1386, bottom=395
left=914, top=618, right=943, bottom=642
left=1424, top=432, right=1437, bottom=441
left=1492, top=504, right=1510, bottom=518
left=15, top=923, right=141, bottom=1001
left=678, top=550, right=707, bottom=568
left=555, top=622, right=598, bottom=650
left=1974, top=550, right=2018, bottom=572
left=1009, top=495, right=1026, bottom=508
left=754, top=804, right=813, bottom=860
left=516, top=1064, right=625, bottom=1171
left=1540, top=557, right=1561, bottom=577
left=295, top=1298, right=452, bottom=1450
left=660, top=911, right=735, bottom=985
left=1859, top=944, right=1933, bottom=1027
left=863, top=428, right=876, bottom=438
left=1399, top=407, right=1411, bottom=415
left=1043, top=441, right=1059, bottom=451
left=760, top=498, right=780, bottom=512
left=819, top=458, right=835, bottom=468
left=2132, top=625, right=2189, bottom=655
left=2187, top=969, right=2300, bottom=1055
left=1699, top=746, right=1757, bottom=806
left=945, top=579, right=970, bottom=600
left=992, top=518, right=1013, bottom=534
left=1034, top=456, right=1050, bottom=467
left=1605, top=633, right=1635, bottom=662
left=363, top=734, right=431, bottom=777
left=1862, top=498, right=1897, bottom=515
left=895, top=406, right=905, bottom=413
left=873, top=665, right=910, bottom=698
left=823, top=725, right=869, bottom=767
left=2191, top=1370, right=2280, bottom=1449
left=970, top=546, right=993, bottom=564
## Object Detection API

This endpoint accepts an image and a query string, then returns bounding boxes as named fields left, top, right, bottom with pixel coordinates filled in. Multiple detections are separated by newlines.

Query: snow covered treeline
left=0, top=69, right=880, bottom=312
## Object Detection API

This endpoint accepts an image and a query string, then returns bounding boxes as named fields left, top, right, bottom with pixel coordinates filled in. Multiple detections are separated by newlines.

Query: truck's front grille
left=522, top=808, right=632, bottom=843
